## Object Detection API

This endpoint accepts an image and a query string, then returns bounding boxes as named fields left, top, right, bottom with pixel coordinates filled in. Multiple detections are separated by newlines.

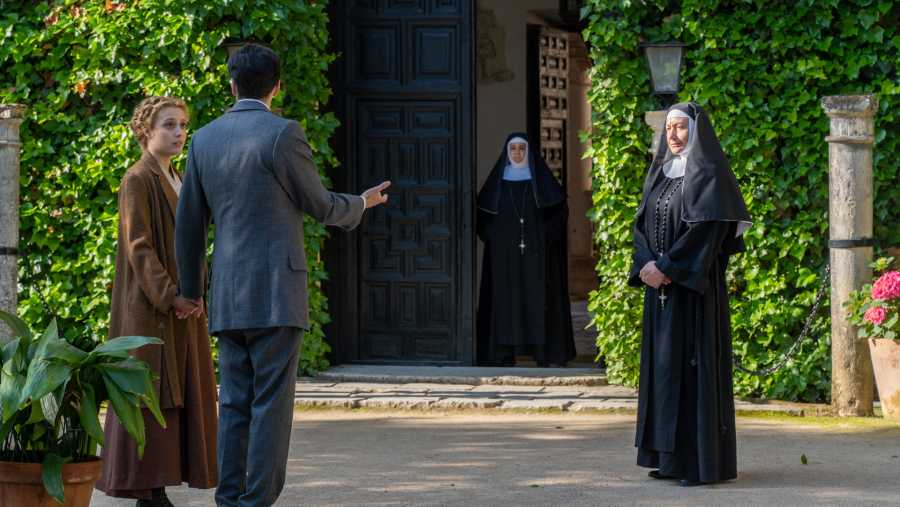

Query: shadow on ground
left=92, top=410, right=900, bottom=507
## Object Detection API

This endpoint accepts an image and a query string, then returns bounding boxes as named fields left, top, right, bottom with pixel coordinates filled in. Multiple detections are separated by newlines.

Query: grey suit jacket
left=175, top=100, right=364, bottom=333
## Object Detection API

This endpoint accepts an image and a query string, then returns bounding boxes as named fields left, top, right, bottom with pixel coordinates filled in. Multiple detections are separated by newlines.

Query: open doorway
left=475, top=1, right=600, bottom=367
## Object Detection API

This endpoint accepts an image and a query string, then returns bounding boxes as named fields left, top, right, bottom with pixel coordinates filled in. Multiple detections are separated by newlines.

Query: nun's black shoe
left=677, top=478, right=707, bottom=487
left=536, top=361, right=550, bottom=368
left=499, top=355, right=516, bottom=367
left=648, top=470, right=676, bottom=480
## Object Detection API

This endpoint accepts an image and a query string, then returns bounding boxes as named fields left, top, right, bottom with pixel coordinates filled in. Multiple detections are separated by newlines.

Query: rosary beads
left=653, top=177, right=683, bottom=309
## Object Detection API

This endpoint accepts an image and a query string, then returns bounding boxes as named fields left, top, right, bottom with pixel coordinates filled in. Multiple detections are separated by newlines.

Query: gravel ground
left=91, top=409, right=900, bottom=507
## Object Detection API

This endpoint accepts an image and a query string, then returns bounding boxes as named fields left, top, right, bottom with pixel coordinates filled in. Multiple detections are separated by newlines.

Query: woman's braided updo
left=130, top=96, right=189, bottom=150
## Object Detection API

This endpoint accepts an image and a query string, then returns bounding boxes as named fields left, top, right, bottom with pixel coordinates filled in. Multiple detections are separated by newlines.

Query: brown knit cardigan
left=108, top=151, right=209, bottom=409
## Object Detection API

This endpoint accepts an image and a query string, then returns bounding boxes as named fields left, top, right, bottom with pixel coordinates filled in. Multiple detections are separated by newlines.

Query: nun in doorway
left=475, top=133, right=576, bottom=368
left=628, top=103, right=751, bottom=486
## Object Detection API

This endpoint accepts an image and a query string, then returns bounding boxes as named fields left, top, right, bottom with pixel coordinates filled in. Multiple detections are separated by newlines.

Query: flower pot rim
left=0, top=455, right=103, bottom=484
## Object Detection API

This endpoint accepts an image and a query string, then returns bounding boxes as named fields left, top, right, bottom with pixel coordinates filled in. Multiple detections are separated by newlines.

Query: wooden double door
left=326, top=0, right=474, bottom=365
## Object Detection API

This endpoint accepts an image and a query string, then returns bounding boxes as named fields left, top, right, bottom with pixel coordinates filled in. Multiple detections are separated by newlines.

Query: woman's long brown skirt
left=95, top=330, right=219, bottom=500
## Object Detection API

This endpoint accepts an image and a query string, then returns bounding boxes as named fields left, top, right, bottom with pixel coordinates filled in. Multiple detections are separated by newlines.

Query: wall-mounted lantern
left=221, top=37, right=273, bottom=61
left=558, top=0, right=589, bottom=34
left=638, top=39, right=690, bottom=110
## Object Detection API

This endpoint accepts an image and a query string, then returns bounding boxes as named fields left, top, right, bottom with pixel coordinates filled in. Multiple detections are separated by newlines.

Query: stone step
left=312, top=364, right=608, bottom=387
left=293, top=379, right=807, bottom=416
left=294, top=395, right=806, bottom=416
left=294, top=381, right=635, bottom=412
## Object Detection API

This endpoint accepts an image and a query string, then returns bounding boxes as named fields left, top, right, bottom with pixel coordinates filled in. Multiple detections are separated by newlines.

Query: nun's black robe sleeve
left=628, top=212, right=659, bottom=288
left=657, top=221, right=732, bottom=294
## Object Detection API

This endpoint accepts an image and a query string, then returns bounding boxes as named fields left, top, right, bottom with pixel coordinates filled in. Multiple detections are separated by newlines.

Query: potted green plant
left=845, top=257, right=900, bottom=422
left=0, top=308, right=164, bottom=505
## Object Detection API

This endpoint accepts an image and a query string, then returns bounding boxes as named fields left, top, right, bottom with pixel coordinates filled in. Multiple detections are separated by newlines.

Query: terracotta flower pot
left=868, top=338, right=900, bottom=423
left=0, top=456, right=102, bottom=507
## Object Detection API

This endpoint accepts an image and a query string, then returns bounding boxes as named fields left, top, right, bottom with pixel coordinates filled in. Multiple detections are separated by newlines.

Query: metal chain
left=732, top=264, right=831, bottom=376
left=23, top=253, right=56, bottom=319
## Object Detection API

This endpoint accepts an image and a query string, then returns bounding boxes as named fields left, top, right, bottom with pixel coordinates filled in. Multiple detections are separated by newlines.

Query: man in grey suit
left=175, top=45, right=389, bottom=507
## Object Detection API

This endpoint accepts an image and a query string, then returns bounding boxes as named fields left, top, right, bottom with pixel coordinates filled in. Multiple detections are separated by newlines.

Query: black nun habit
left=476, top=133, right=576, bottom=367
left=628, top=103, right=751, bottom=484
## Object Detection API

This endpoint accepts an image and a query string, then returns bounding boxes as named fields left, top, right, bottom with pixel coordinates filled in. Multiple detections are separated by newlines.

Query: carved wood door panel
left=327, top=0, right=474, bottom=365
left=528, top=25, right=568, bottom=187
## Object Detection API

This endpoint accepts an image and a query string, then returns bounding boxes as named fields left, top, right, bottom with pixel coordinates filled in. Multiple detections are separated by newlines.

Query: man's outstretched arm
left=272, top=121, right=388, bottom=229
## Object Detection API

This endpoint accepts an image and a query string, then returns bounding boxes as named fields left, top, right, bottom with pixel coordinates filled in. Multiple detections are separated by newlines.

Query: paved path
left=91, top=410, right=900, bottom=506
left=293, top=380, right=806, bottom=415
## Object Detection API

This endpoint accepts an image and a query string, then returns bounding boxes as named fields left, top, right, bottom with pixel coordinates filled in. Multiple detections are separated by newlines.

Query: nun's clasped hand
left=640, top=261, right=671, bottom=289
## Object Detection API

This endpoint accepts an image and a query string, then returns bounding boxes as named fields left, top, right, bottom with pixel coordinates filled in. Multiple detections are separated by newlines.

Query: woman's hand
left=639, top=261, right=672, bottom=289
left=173, top=295, right=202, bottom=319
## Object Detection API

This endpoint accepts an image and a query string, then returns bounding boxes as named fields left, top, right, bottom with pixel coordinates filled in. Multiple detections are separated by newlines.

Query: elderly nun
left=628, top=103, right=752, bottom=486
left=475, top=133, right=576, bottom=368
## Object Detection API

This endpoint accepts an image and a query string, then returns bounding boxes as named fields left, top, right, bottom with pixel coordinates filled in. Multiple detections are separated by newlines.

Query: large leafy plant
left=583, top=0, right=900, bottom=402
left=0, top=309, right=163, bottom=504
left=1, top=0, right=338, bottom=375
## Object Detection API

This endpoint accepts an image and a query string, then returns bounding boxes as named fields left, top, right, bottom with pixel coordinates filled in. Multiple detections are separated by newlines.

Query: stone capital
left=645, top=110, right=668, bottom=155
left=821, top=95, right=877, bottom=145
left=0, top=104, right=27, bottom=146
left=820, top=94, right=878, bottom=118
left=0, top=104, right=27, bottom=120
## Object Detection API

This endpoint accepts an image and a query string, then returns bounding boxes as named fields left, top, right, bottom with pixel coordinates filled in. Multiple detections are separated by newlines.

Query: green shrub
left=1, top=0, right=339, bottom=375
left=583, top=0, right=900, bottom=402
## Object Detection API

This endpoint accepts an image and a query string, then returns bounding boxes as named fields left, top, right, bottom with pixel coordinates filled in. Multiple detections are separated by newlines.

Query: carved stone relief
left=476, top=1, right=515, bottom=85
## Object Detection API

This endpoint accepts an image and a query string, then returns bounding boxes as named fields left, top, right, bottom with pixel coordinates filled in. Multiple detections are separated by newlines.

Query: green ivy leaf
left=859, top=9, right=878, bottom=29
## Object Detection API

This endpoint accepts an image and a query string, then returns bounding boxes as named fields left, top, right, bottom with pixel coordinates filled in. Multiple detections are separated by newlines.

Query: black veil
left=636, top=103, right=752, bottom=237
left=476, top=132, right=568, bottom=213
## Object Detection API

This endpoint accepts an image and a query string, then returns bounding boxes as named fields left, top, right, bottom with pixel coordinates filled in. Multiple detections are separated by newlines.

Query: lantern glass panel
left=645, top=46, right=683, bottom=93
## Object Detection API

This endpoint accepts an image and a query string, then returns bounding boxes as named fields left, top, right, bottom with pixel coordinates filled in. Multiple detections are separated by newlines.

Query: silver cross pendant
left=659, top=287, right=667, bottom=310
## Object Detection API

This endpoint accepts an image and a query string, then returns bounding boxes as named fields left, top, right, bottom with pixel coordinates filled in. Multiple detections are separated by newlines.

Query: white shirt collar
left=237, top=98, right=271, bottom=111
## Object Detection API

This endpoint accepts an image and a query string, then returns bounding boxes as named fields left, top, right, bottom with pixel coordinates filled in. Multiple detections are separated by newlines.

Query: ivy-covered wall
left=583, top=0, right=900, bottom=402
left=0, top=0, right=339, bottom=375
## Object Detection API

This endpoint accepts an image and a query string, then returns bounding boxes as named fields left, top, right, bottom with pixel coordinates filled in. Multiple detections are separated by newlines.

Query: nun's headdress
left=476, top=132, right=567, bottom=214
left=636, top=102, right=752, bottom=238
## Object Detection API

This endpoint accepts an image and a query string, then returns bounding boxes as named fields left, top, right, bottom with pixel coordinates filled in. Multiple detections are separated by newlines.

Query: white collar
left=238, top=98, right=271, bottom=111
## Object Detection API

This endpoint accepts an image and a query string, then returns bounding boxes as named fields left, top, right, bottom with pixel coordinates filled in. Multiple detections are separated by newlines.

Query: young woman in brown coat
left=95, top=97, right=219, bottom=506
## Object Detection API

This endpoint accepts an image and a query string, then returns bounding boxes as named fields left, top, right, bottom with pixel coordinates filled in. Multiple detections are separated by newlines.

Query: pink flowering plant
left=845, top=257, right=900, bottom=340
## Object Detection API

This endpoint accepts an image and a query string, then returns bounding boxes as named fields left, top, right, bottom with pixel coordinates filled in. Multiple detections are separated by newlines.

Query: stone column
left=566, top=32, right=596, bottom=299
left=821, top=94, right=877, bottom=417
left=0, top=104, right=26, bottom=344
left=645, top=110, right=668, bottom=156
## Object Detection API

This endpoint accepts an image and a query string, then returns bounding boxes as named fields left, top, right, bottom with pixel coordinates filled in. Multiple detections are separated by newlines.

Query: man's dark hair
left=227, top=44, right=281, bottom=100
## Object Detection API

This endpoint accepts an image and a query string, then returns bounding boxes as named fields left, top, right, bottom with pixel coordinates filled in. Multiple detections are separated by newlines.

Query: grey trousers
left=215, top=326, right=303, bottom=507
